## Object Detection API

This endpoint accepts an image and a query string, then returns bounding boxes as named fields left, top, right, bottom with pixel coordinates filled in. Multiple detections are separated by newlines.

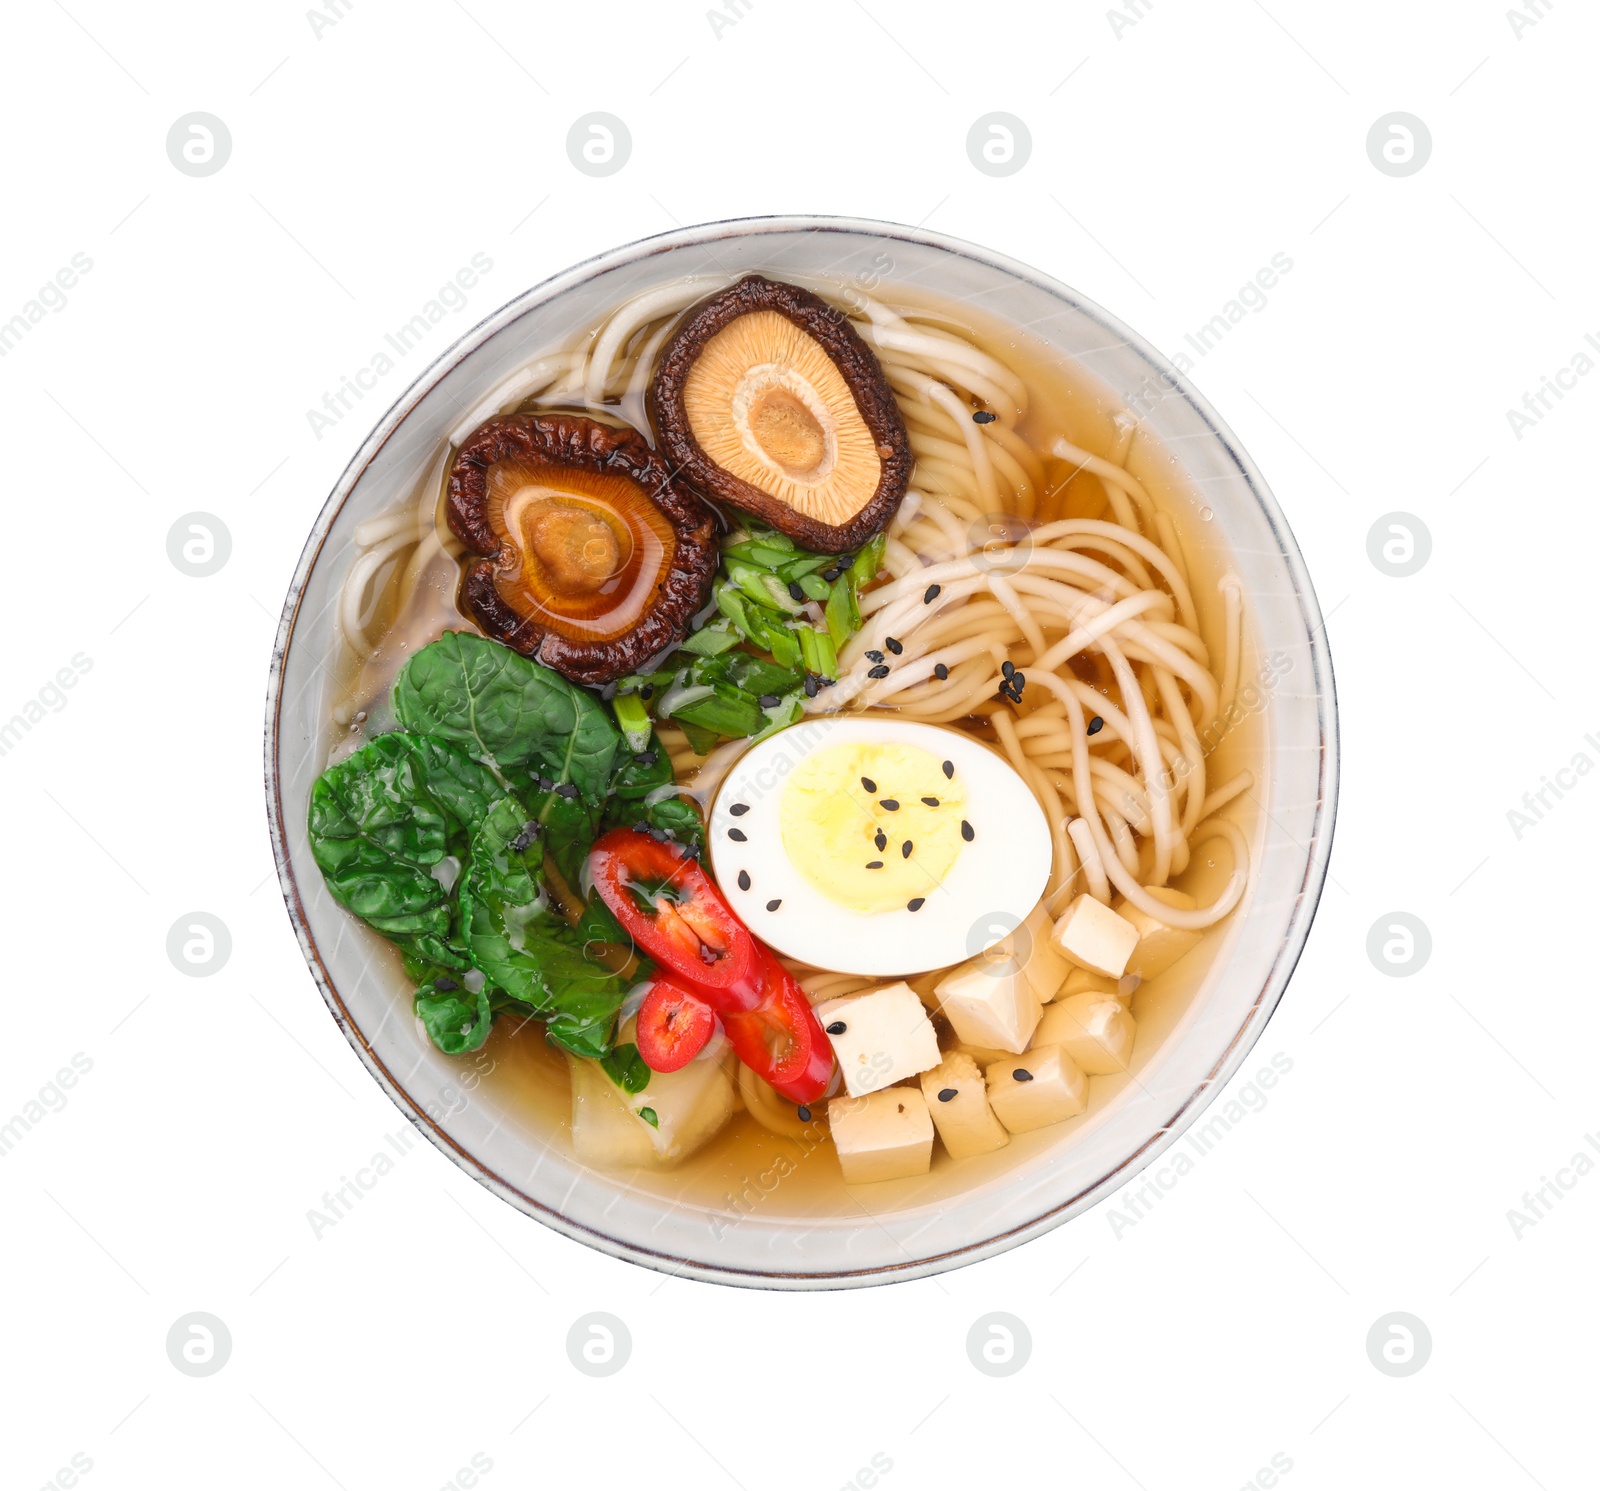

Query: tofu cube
left=1060, top=966, right=1129, bottom=1003
left=919, top=1052, right=1009, bottom=1160
left=955, top=1042, right=1019, bottom=1069
left=985, top=1046, right=1088, bottom=1133
left=816, top=982, right=942, bottom=1098
left=933, top=957, right=1041, bottom=1055
left=1035, top=993, right=1136, bottom=1075
left=828, top=1087, right=934, bottom=1183
left=1052, top=893, right=1139, bottom=979
left=1119, top=887, right=1203, bottom=980
left=992, top=903, right=1072, bottom=1003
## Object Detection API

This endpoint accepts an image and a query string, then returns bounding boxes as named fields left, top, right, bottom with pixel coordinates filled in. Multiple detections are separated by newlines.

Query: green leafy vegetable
left=414, top=983, right=494, bottom=1055
left=457, top=797, right=632, bottom=1054
left=393, top=630, right=620, bottom=801
left=307, top=732, right=502, bottom=942
left=600, top=1042, right=651, bottom=1094
left=637, top=1107, right=659, bottom=1128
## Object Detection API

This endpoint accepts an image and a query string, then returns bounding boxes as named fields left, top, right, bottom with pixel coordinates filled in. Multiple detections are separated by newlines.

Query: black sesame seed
left=434, top=977, right=459, bottom=992
left=865, top=650, right=885, bottom=664
left=817, top=675, right=836, bottom=689
left=867, top=664, right=891, bottom=679
left=861, top=776, right=877, bottom=793
left=1001, top=659, right=1015, bottom=679
left=822, top=566, right=842, bottom=581
left=826, top=1021, right=847, bottom=1036
left=510, top=820, right=541, bottom=852
left=557, top=782, right=581, bottom=799
left=640, top=684, right=655, bottom=701
left=880, top=799, right=900, bottom=811
left=907, top=897, right=925, bottom=911
left=1012, top=672, right=1026, bottom=691
left=961, top=820, right=975, bottom=842
left=797, top=1105, right=812, bottom=1122
left=901, top=840, right=913, bottom=858
left=924, top=583, right=942, bottom=604
left=921, top=796, right=940, bottom=807
left=934, top=662, right=950, bottom=680
left=865, top=860, right=884, bottom=869
left=1087, top=715, right=1105, bottom=735
left=737, top=870, right=751, bottom=891
left=650, top=828, right=671, bottom=843
left=937, top=1087, right=958, bottom=1102
left=634, top=749, right=658, bottom=766
left=942, top=760, right=954, bottom=779
left=973, top=409, right=997, bottom=424
left=758, top=694, right=780, bottom=708
left=803, top=675, right=820, bottom=698
left=874, top=830, right=887, bottom=850
left=787, top=580, right=805, bottom=602
left=766, top=898, right=782, bottom=912
left=728, top=827, right=747, bottom=842
left=1013, top=1068, right=1034, bottom=1082
left=730, top=802, right=750, bottom=816
left=885, top=636, right=903, bottom=655
left=633, top=820, right=651, bottom=834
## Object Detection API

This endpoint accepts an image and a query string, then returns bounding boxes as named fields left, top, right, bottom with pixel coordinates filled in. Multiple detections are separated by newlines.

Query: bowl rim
left=264, top=213, right=1340, bottom=1289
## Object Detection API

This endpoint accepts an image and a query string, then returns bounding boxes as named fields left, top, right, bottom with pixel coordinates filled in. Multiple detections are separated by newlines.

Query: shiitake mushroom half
left=651, top=275, right=913, bottom=553
left=446, top=413, right=717, bottom=685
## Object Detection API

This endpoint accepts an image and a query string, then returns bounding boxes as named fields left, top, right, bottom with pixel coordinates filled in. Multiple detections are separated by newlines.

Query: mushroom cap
left=447, top=413, right=718, bottom=685
left=651, top=275, right=913, bottom=553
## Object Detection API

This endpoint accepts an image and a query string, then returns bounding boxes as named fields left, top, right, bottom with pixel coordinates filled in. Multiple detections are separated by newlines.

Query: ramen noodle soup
left=309, top=266, right=1265, bottom=1214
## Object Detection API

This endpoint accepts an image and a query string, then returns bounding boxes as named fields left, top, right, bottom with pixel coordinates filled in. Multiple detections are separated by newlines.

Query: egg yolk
left=778, top=741, right=968, bottom=914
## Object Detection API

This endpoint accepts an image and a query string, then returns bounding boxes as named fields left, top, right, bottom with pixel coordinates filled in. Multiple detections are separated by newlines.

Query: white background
left=1, top=1, right=1594, bottom=1487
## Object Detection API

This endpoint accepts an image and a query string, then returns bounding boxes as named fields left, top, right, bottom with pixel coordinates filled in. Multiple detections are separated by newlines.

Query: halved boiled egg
left=708, top=718, right=1052, bottom=976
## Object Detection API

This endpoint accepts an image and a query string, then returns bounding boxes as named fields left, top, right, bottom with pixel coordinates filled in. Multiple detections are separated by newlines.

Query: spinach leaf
left=414, top=984, right=493, bottom=1055
left=600, top=1042, right=651, bottom=1094
left=459, top=797, right=631, bottom=1050
left=307, top=732, right=501, bottom=941
left=392, top=631, right=620, bottom=802
left=601, top=791, right=705, bottom=858
left=609, top=735, right=674, bottom=801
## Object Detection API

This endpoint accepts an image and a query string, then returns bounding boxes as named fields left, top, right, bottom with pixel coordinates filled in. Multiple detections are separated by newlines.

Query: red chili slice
left=636, top=979, right=716, bottom=1074
left=589, top=829, right=760, bottom=1008
left=720, top=949, right=834, bottom=1105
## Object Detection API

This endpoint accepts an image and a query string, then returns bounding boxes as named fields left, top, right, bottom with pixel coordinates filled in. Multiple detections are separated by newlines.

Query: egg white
left=708, top=718, right=1053, bottom=976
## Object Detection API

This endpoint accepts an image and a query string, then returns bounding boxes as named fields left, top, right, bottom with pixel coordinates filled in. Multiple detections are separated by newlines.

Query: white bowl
left=265, top=216, right=1338, bottom=1289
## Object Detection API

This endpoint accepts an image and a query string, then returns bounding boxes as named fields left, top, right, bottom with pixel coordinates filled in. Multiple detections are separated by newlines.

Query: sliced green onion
left=847, top=533, right=886, bottom=589
left=813, top=627, right=838, bottom=679
left=797, top=572, right=832, bottom=602
left=612, top=692, right=653, bottom=753
left=678, top=621, right=740, bottom=657
left=677, top=719, right=720, bottom=756
left=824, top=574, right=861, bottom=648
left=762, top=622, right=802, bottom=669
left=673, top=689, right=767, bottom=739
left=776, top=554, right=833, bottom=583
